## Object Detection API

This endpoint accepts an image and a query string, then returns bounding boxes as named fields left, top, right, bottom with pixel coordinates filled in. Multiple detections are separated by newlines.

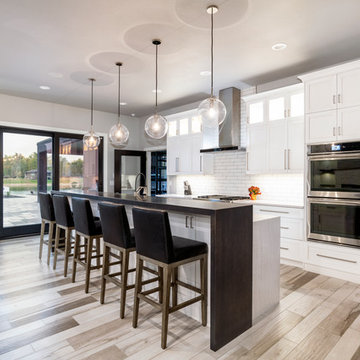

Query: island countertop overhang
left=51, top=190, right=252, bottom=216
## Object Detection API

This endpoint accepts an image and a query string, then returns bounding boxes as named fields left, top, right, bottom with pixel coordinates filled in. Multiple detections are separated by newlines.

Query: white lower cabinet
left=253, top=204, right=305, bottom=264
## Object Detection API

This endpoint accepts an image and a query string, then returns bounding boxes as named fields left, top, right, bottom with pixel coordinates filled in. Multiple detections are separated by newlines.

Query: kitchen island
left=52, top=190, right=279, bottom=351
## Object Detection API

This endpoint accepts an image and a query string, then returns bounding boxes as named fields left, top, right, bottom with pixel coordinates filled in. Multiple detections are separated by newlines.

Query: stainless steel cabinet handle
left=185, top=216, right=188, bottom=228
left=316, top=253, right=357, bottom=264
left=246, top=152, right=249, bottom=171
left=175, top=157, right=179, bottom=172
left=288, top=109, right=291, bottom=117
left=333, top=127, right=336, bottom=136
left=333, top=95, right=336, bottom=104
left=260, top=209, right=289, bottom=214
left=284, top=109, right=286, bottom=118
left=338, top=94, right=341, bottom=103
left=280, top=226, right=289, bottom=229
left=338, top=126, right=342, bottom=136
left=280, top=247, right=289, bottom=250
left=190, top=216, right=194, bottom=229
left=284, top=149, right=287, bottom=170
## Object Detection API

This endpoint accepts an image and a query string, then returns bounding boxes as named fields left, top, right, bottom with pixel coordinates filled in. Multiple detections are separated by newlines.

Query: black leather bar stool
left=38, top=192, right=56, bottom=265
left=98, top=202, right=160, bottom=318
left=132, top=207, right=208, bottom=349
left=72, top=197, right=103, bottom=293
left=52, top=195, right=75, bottom=276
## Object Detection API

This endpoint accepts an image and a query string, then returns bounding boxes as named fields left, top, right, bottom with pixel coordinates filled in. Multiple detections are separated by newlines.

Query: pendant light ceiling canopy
left=144, top=39, right=168, bottom=140
left=83, top=78, right=101, bottom=149
left=109, top=62, right=130, bottom=147
left=197, top=5, right=227, bottom=128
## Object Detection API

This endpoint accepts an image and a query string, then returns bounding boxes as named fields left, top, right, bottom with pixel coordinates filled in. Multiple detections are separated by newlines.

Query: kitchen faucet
left=134, top=172, right=148, bottom=197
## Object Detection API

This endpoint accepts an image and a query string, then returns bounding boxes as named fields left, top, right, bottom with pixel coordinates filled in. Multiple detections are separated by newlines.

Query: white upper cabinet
left=299, top=59, right=360, bottom=144
left=268, top=119, right=287, bottom=172
left=247, top=124, right=267, bottom=173
left=287, top=118, right=304, bottom=172
left=243, top=83, right=305, bottom=174
left=166, top=109, right=214, bottom=176
left=247, top=101, right=265, bottom=124
left=337, top=68, right=360, bottom=108
left=305, top=75, right=337, bottom=113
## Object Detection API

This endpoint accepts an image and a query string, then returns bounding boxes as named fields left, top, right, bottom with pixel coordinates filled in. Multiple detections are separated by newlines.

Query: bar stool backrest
left=72, top=198, right=96, bottom=236
left=53, top=195, right=74, bottom=228
left=132, top=207, right=174, bottom=264
left=38, top=192, right=55, bottom=222
left=99, top=203, right=133, bottom=249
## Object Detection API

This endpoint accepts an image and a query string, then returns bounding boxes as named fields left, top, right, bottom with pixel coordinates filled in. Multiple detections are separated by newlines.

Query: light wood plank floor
left=1, top=236, right=360, bottom=359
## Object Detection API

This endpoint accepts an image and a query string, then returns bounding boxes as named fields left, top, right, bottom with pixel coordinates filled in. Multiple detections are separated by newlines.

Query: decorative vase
left=250, top=194, right=257, bottom=200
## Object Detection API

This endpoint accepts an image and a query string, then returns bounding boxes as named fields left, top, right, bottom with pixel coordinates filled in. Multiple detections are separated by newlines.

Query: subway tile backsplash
left=171, top=151, right=304, bottom=204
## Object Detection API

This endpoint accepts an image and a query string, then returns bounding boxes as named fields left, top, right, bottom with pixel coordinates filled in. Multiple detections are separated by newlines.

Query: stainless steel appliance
left=308, top=142, right=360, bottom=199
left=307, top=142, right=360, bottom=247
left=196, top=195, right=250, bottom=203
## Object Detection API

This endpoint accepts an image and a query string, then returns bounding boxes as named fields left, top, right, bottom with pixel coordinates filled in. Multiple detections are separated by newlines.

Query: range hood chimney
left=200, top=87, right=241, bottom=153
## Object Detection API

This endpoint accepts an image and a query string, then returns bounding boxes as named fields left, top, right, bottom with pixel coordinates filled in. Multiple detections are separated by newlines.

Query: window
left=248, top=102, right=264, bottom=124
left=269, top=97, right=285, bottom=121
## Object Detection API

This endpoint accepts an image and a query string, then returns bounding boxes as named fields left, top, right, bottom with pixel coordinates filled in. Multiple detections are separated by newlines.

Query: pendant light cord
left=118, top=64, right=121, bottom=122
left=210, top=7, right=214, bottom=98
left=155, top=43, right=158, bottom=109
left=90, top=78, right=94, bottom=129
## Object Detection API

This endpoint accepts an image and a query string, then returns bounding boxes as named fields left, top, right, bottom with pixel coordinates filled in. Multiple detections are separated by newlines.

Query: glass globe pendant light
left=198, top=5, right=226, bottom=128
left=83, top=78, right=101, bottom=149
left=144, top=40, right=168, bottom=139
left=109, top=62, right=129, bottom=147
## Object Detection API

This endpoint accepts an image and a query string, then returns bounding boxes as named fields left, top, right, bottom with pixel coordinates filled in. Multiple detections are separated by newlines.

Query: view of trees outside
left=60, top=155, right=84, bottom=190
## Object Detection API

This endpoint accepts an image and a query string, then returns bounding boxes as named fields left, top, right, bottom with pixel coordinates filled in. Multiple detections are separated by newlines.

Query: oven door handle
left=308, top=153, right=360, bottom=161
left=307, top=197, right=360, bottom=206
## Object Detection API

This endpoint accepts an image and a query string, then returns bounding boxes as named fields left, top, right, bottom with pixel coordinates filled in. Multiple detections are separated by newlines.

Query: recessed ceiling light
left=200, top=70, right=211, bottom=76
left=152, top=89, right=162, bottom=93
left=119, top=102, right=127, bottom=106
left=48, top=72, right=63, bottom=78
left=131, top=113, right=136, bottom=117
left=39, top=85, right=51, bottom=90
left=272, top=43, right=287, bottom=51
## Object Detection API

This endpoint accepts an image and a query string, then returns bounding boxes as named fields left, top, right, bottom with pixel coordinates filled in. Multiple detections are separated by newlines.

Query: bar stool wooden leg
left=201, top=255, right=208, bottom=326
left=172, top=267, right=178, bottom=307
left=161, top=265, right=172, bottom=349
left=158, top=267, right=163, bottom=304
left=120, top=249, right=129, bottom=319
left=39, top=219, right=45, bottom=260
left=72, top=233, right=80, bottom=283
left=47, top=222, right=54, bottom=265
left=96, top=238, right=101, bottom=268
left=63, top=228, right=71, bottom=277
left=85, top=237, right=93, bottom=293
left=100, top=244, right=110, bottom=304
left=133, top=256, right=144, bottom=328
left=53, top=225, right=61, bottom=270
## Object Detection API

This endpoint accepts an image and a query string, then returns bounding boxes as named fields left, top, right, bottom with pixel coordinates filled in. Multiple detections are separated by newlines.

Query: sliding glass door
left=0, top=128, right=103, bottom=239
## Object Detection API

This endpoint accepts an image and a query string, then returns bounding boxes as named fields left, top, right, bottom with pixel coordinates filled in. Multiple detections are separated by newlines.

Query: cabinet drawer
left=280, top=239, right=306, bottom=262
left=280, top=218, right=304, bottom=240
left=308, top=244, right=360, bottom=274
left=253, top=205, right=304, bottom=219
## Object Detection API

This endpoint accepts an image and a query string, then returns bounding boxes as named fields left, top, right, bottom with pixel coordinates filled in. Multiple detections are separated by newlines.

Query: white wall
left=0, top=93, right=144, bottom=191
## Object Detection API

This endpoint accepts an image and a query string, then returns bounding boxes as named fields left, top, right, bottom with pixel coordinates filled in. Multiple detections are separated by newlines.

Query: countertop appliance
left=196, top=195, right=250, bottom=203
left=307, top=141, right=360, bottom=247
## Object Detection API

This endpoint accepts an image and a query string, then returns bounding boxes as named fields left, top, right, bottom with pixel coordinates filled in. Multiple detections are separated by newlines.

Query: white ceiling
left=1, top=0, right=360, bottom=117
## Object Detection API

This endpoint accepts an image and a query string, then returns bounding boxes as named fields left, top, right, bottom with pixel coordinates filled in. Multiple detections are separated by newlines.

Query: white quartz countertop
left=233, top=199, right=304, bottom=209
left=253, top=213, right=280, bottom=222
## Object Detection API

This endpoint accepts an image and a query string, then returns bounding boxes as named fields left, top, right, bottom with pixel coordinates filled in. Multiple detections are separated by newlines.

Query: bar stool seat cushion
left=172, top=236, right=208, bottom=263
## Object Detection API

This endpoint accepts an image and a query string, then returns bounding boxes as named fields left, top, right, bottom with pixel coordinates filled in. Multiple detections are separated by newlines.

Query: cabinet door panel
left=247, top=125, right=267, bottom=173
left=179, top=136, right=193, bottom=173
left=306, top=75, right=337, bottom=113
left=287, top=118, right=304, bottom=171
left=338, top=68, right=360, bottom=108
left=306, top=111, right=337, bottom=144
left=191, top=134, right=202, bottom=173
left=268, top=119, right=287, bottom=172
left=167, top=136, right=179, bottom=175
left=338, top=106, right=360, bottom=142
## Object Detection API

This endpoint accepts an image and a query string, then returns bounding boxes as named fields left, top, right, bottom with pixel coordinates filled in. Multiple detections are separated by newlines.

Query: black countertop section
left=52, top=190, right=251, bottom=216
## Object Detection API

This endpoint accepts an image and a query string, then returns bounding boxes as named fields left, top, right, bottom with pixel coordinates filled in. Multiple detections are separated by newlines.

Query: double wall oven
left=307, top=142, right=360, bottom=247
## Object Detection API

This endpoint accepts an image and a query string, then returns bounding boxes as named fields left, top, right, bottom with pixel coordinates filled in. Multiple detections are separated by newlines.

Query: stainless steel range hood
left=200, top=87, right=241, bottom=153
